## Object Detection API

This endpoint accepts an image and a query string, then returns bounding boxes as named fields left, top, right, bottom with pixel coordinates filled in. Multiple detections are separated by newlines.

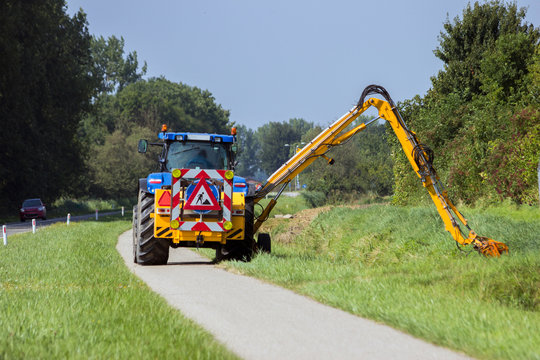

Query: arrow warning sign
left=184, top=180, right=220, bottom=211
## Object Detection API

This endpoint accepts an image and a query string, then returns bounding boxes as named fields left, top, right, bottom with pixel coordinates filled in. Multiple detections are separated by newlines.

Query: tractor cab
left=164, top=138, right=231, bottom=171
left=138, top=126, right=240, bottom=194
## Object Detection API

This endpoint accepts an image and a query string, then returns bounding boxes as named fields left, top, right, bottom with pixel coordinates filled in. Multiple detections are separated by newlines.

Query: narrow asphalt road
left=117, top=230, right=471, bottom=360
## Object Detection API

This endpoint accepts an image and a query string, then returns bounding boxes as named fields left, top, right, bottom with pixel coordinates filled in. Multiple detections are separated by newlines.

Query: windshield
left=166, top=141, right=229, bottom=171
left=23, top=199, right=42, bottom=207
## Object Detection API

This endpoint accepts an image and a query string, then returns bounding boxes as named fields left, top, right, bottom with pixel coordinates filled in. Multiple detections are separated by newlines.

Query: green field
left=224, top=202, right=540, bottom=360
left=2, top=198, right=538, bottom=359
left=0, top=218, right=238, bottom=359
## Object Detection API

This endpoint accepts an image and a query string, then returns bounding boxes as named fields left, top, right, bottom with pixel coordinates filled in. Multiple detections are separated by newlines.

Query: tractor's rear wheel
left=132, top=205, right=138, bottom=263
left=215, top=197, right=256, bottom=262
left=257, top=233, right=271, bottom=253
left=135, top=190, right=170, bottom=265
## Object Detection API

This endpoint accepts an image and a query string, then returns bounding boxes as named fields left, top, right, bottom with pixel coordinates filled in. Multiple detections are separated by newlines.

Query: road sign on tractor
left=170, top=168, right=233, bottom=232
left=184, top=179, right=220, bottom=212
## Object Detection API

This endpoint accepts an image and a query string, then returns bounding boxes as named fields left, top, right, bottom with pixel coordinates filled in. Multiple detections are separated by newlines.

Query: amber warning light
left=231, top=127, right=237, bottom=135
left=161, top=124, right=168, bottom=132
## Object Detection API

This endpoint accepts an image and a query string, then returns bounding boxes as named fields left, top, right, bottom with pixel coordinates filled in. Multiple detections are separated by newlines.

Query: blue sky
left=66, top=0, right=539, bottom=129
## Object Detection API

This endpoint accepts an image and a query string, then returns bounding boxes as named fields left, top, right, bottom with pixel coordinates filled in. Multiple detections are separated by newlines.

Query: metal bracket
left=196, top=234, right=204, bottom=249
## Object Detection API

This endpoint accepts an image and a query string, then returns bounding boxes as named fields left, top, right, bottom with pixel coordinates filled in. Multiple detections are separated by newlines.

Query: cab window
left=166, top=141, right=228, bottom=170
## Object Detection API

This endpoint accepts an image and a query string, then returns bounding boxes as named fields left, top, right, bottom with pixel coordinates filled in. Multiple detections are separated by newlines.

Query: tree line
left=1, top=0, right=538, bottom=216
left=392, top=1, right=539, bottom=205
left=1, top=0, right=95, bottom=214
left=234, top=119, right=393, bottom=204
left=0, top=0, right=231, bottom=214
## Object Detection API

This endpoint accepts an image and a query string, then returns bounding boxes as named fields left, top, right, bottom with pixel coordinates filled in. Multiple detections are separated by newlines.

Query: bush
left=51, top=197, right=136, bottom=216
left=301, top=191, right=327, bottom=208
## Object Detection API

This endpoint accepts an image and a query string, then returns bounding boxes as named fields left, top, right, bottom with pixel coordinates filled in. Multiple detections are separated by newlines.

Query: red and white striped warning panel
left=171, top=169, right=233, bottom=232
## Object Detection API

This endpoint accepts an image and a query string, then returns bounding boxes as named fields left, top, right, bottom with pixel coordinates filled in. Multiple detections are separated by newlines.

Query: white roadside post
left=67, top=213, right=71, bottom=225
left=95, top=209, right=98, bottom=221
left=32, top=219, right=36, bottom=234
left=122, top=206, right=125, bottom=216
left=3, top=225, right=6, bottom=246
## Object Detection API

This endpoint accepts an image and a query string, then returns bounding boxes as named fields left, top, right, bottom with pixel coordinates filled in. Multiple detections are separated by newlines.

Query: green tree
left=86, top=78, right=231, bottom=198
left=303, top=121, right=393, bottom=202
left=256, top=118, right=313, bottom=175
left=484, top=109, right=540, bottom=204
left=432, top=0, right=538, bottom=100
left=91, top=35, right=147, bottom=94
left=0, top=0, right=96, bottom=212
left=88, top=127, right=156, bottom=198
left=234, top=125, right=262, bottom=179
left=112, top=78, right=230, bottom=134
left=391, top=0, right=539, bottom=205
left=79, top=36, right=148, bottom=148
left=480, top=32, right=538, bottom=103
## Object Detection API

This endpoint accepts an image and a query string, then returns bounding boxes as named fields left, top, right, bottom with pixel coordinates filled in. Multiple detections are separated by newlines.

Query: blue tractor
left=134, top=126, right=269, bottom=265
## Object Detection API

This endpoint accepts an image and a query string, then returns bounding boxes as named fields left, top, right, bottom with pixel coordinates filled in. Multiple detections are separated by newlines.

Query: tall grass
left=226, top=204, right=540, bottom=360
left=0, top=219, right=238, bottom=359
left=256, top=194, right=309, bottom=216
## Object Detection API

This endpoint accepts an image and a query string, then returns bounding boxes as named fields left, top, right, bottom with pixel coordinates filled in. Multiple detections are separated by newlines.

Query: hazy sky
left=66, top=0, right=539, bottom=129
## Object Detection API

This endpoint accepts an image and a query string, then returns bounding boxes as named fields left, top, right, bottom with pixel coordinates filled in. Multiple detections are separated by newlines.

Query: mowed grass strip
left=0, top=219, right=238, bottom=360
left=225, top=204, right=540, bottom=360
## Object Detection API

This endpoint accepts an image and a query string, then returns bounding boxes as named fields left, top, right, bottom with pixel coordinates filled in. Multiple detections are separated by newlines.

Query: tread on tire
left=135, top=190, right=169, bottom=265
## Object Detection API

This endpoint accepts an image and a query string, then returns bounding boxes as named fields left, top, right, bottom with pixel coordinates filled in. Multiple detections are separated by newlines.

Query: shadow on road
left=167, top=260, right=214, bottom=266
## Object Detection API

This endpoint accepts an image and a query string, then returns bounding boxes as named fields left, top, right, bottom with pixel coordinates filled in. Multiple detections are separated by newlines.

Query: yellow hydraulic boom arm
left=253, top=85, right=508, bottom=257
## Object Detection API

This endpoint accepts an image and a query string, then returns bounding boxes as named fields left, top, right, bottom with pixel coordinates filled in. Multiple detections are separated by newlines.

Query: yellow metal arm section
left=253, top=85, right=508, bottom=256
left=255, top=102, right=372, bottom=201
left=252, top=104, right=372, bottom=233
left=370, top=97, right=507, bottom=256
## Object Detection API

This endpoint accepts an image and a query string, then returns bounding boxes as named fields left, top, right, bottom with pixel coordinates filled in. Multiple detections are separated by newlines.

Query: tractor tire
left=215, top=197, right=256, bottom=262
left=247, top=184, right=256, bottom=197
left=135, top=190, right=170, bottom=265
left=257, top=233, right=271, bottom=253
left=132, top=205, right=138, bottom=263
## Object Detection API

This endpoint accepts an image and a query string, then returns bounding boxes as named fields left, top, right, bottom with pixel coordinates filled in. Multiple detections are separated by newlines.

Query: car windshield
left=23, top=199, right=42, bottom=207
left=166, top=141, right=229, bottom=171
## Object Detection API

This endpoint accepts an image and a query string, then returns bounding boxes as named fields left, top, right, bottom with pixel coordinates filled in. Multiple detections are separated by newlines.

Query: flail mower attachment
left=473, top=236, right=509, bottom=257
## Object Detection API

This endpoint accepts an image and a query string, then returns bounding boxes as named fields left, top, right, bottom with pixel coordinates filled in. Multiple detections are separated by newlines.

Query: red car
left=20, top=198, right=47, bottom=221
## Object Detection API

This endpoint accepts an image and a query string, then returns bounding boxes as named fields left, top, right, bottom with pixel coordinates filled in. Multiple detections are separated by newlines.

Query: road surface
left=117, top=230, right=471, bottom=360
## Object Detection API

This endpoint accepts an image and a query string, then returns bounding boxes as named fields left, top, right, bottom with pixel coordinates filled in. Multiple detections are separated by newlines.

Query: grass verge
left=256, top=194, right=310, bottom=216
left=223, top=203, right=540, bottom=360
left=0, top=218, right=238, bottom=359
